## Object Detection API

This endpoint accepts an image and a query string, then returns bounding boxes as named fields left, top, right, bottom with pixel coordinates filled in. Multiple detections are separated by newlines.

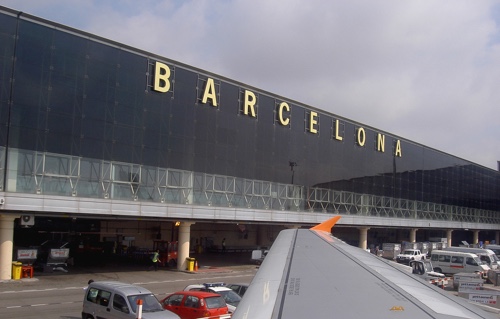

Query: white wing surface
left=232, top=216, right=498, bottom=319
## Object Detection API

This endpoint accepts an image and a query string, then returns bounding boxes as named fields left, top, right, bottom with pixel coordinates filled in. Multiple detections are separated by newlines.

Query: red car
left=160, top=291, right=230, bottom=319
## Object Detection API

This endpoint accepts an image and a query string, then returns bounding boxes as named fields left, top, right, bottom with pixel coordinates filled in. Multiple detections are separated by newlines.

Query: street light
left=289, top=161, right=297, bottom=184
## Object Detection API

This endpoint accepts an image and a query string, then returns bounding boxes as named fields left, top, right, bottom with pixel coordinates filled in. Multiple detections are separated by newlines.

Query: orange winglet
left=310, top=215, right=341, bottom=232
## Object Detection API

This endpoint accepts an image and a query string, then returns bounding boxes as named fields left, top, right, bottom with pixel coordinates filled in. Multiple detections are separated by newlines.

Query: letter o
left=357, top=127, right=366, bottom=146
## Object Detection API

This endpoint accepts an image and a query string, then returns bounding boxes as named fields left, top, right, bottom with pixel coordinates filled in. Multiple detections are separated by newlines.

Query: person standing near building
left=222, top=238, right=226, bottom=253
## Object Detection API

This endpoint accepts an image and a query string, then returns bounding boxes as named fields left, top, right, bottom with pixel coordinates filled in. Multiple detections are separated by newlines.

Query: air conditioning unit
left=20, top=215, right=35, bottom=226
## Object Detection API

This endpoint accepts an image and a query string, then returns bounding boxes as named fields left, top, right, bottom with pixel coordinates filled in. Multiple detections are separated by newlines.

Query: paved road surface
left=0, top=253, right=258, bottom=319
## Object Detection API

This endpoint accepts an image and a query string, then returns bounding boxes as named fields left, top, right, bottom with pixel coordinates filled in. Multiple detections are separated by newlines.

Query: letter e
left=309, top=111, right=318, bottom=134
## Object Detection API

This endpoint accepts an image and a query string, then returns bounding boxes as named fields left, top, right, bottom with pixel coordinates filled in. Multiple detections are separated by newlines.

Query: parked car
left=183, top=282, right=241, bottom=313
left=82, top=281, right=179, bottom=319
left=225, top=283, right=249, bottom=297
left=396, top=249, right=425, bottom=264
left=160, top=291, right=230, bottom=319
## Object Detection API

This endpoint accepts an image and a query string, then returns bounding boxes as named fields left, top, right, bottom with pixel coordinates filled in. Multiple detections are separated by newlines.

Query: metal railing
left=5, top=148, right=500, bottom=224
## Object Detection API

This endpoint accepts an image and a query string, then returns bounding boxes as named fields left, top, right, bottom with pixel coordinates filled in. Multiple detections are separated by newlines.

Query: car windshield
left=205, top=296, right=226, bottom=309
left=472, top=257, right=484, bottom=265
left=216, top=290, right=241, bottom=306
left=128, top=294, right=163, bottom=313
left=402, top=251, right=414, bottom=255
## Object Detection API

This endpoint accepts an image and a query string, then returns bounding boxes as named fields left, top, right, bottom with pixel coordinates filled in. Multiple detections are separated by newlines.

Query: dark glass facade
left=1, top=7, right=499, bottom=212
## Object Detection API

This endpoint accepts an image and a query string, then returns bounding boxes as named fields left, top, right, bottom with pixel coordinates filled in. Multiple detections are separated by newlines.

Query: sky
left=1, top=0, right=500, bottom=170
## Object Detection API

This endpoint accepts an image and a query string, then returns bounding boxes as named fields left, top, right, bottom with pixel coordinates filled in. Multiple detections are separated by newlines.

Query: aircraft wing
left=232, top=216, right=498, bottom=319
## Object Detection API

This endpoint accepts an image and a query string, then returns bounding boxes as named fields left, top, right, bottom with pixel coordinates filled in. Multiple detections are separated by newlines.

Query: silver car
left=82, top=281, right=179, bottom=319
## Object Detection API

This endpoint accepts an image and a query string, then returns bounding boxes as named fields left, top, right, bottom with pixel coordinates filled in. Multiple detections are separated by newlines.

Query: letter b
left=154, top=62, right=171, bottom=93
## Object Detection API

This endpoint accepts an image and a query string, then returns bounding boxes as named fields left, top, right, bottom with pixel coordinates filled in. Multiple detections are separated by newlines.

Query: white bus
left=430, top=250, right=489, bottom=277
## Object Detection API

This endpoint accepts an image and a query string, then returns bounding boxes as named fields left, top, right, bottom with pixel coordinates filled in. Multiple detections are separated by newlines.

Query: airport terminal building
left=0, top=6, right=499, bottom=279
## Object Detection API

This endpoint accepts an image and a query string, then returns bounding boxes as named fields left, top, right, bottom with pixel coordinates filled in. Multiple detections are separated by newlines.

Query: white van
left=485, top=244, right=500, bottom=258
left=430, top=250, right=490, bottom=277
left=443, top=247, right=500, bottom=269
left=82, top=281, right=180, bottom=319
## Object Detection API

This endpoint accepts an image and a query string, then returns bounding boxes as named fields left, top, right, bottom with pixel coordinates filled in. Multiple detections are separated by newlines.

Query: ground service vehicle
left=184, top=282, right=241, bottom=313
left=395, top=249, right=425, bottom=264
left=381, top=243, right=401, bottom=260
left=250, top=248, right=268, bottom=264
left=430, top=250, right=490, bottom=277
left=152, top=240, right=178, bottom=267
left=485, top=244, right=500, bottom=260
left=160, top=291, right=230, bottom=319
left=408, top=260, right=451, bottom=288
left=82, top=281, right=179, bottom=319
left=443, top=246, right=500, bottom=269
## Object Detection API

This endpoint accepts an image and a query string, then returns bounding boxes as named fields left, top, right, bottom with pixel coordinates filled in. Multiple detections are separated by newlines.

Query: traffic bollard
left=136, top=299, right=143, bottom=319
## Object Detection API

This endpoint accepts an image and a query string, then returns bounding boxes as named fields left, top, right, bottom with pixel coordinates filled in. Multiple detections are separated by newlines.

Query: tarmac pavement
left=0, top=252, right=259, bottom=290
left=3, top=251, right=500, bottom=316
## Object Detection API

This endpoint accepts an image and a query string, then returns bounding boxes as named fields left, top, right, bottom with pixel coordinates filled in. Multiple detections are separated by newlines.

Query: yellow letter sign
left=395, top=140, right=402, bottom=157
left=153, top=62, right=171, bottom=93
left=377, top=133, right=385, bottom=152
left=244, top=90, right=257, bottom=117
left=201, top=78, right=218, bottom=107
left=309, top=111, right=318, bottom=134
left=278, top=102, right=290, bottom=126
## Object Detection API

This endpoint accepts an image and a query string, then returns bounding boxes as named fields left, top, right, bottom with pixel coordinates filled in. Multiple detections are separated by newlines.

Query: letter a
left=394, top=140, right=402, bottom=157
left=202, top=78, right=218, bottom=107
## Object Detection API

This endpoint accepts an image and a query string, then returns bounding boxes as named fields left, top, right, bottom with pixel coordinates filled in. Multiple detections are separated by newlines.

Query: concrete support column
left=0, top=214, right=19, bottom=280
left=409, top=229, right=418, bottom=243
left=495, top=231, right=499, bottom=245
left=446, top=229, right=453, bottom=247
left=177, top=221, right=194, bottom=271
left=358, top=227, right=370, bottom=250
left=472, top=230, right=479, bottom=246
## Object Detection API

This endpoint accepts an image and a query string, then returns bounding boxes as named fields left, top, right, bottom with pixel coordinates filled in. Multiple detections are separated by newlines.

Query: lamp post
left=289, top=161, right=297, bottom=184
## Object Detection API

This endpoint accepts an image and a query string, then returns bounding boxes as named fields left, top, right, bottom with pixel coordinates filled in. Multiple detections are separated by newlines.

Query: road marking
left=0, top=271, right=255, bottom=296
left=0, top=287, right=86, bottom=294
left=2, top=301, right=78, bottom=310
